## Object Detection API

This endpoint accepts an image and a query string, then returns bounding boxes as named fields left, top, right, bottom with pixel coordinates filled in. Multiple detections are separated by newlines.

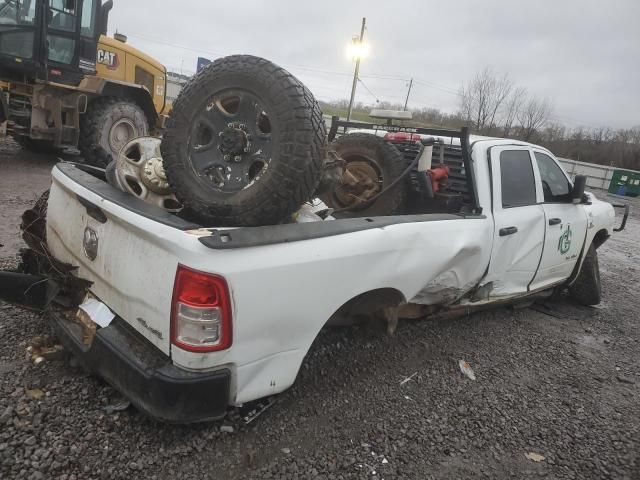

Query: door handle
left=548, top=218, right=562, bottom=226
left=499, top=226, right=518, bottom=236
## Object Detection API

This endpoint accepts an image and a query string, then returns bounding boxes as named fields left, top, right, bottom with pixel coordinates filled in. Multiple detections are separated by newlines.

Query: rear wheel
left=569, top=245, right=602, bottom=305
left=323, top=133, right=406, bottom=218
left=79, top=98, right=149, bottom=168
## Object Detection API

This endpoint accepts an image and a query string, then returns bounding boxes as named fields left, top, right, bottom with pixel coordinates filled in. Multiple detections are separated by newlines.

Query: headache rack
left=327, top=116, right=482, bottom=215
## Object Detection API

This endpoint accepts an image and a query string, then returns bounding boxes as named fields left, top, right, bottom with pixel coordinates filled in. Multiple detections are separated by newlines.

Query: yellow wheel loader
left=0, top=0, right=169, bottom=166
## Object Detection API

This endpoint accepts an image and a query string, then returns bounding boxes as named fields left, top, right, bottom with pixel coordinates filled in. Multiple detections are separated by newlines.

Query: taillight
left=170, top=265, right=232, bottom=352
left=384, top=132, right=422, bottom=143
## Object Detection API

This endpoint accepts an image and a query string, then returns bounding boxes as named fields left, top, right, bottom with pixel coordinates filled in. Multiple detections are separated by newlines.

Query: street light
left=347, top=35, right=369, bottom=60
left=347, top=18, right=366, bottom=122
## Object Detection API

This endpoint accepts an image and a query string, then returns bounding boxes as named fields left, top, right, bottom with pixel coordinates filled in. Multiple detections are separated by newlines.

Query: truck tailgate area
left=46, top=164, right=197, bottom=356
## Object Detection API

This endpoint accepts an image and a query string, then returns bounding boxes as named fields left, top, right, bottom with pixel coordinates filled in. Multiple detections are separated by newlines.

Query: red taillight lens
left=384, top=132, right=421, bottom=143
left=171, top=265, right=232, bottom=352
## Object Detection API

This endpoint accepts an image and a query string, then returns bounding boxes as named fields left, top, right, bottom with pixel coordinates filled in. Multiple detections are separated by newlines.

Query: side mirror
left=571, top=175, right=587, bottom=204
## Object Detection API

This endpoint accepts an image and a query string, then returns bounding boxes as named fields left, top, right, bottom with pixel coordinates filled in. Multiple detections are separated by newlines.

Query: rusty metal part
left=333, top=160, right=382, bottom=206
left=113, top=136, right=182, bottom=212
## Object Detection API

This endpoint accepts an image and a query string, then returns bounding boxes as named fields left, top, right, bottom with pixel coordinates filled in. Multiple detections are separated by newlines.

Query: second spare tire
left=161, top=55, right=327, bottom=226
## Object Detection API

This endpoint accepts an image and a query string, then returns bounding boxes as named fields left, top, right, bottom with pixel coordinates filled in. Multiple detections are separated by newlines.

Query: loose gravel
left=1, top=139, right=638, bottom=479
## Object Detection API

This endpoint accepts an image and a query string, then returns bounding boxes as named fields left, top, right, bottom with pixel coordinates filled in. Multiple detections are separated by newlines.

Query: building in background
left=166, top=72, right=191, bottom=105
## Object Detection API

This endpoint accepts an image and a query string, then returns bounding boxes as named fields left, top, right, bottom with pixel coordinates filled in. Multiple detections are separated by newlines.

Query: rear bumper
left=48, top=308, right=230, bottom=423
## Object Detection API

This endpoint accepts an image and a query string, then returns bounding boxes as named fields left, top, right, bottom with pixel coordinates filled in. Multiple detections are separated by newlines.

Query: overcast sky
left=109, top=0, right=639, bottom=130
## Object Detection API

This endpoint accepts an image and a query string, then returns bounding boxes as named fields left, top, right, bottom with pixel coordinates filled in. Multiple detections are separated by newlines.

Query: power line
left=356, top=77, right=379, bottom=103
left=131, top=32, right=605, bottom=131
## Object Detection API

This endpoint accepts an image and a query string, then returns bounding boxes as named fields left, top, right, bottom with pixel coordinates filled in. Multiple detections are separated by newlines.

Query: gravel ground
left=1, top=138, right=638, bottom=480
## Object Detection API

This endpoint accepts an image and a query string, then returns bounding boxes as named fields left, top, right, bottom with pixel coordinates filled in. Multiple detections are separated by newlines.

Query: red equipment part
left=383, top=132, right=422, bottom=143
left=427, top=166, right=450, bottom=193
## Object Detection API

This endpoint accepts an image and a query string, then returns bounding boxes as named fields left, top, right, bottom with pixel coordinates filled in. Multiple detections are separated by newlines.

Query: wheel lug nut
left=234, top=155, right=242, bottom=162
left=223, top=154, right=231, bottom=161
left=244, top=147, right=251, bottom=153
left=227, top=123, right=234, bottom=128
left=219, top=132, right=224, bottom=137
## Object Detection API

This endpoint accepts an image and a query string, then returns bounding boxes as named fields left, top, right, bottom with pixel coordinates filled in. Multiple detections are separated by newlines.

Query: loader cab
left=0, top=0, right=109, bottom=85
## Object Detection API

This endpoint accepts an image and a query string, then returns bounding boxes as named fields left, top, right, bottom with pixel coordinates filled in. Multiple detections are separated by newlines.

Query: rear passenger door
left=529, top=150, right=588, bottom=290
left=486, top=147, right=546, bottom=297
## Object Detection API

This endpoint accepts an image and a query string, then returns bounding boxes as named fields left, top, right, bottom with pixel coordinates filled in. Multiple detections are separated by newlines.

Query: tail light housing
left=171, top=265, right=232, bottom=352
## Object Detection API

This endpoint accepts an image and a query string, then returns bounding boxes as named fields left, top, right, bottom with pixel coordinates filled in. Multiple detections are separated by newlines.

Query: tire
left=161, top=55, right=327, bottom=227
left=322, top=133, right=406, bottom=218
left=79, top=97, right=149, bottom=168
left=569, top=245, right=602, bottom=305
left=15, top=136, right=58, bottom=154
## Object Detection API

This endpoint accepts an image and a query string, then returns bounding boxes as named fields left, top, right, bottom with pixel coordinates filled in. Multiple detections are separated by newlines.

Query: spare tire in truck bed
left=161, top=55, right=327, bottom=226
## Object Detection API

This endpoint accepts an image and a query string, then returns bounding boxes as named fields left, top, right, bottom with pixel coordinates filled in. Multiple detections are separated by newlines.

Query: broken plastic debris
left=458, top=360, right=476, bottom=380
left=79, top=298, right=115, bottom=328
left=524, top=452, right=545, bottom=462
left=27, top=336, right=64, bottom=364
left=220, top=425, right=234, bottom=433
left=101, top=399, right=130, bottom=414
left=240, top=397, right=275, bottom=424
left=400, top=372, right=418, bottom=385
left=381, top=458, right=389, bottom=464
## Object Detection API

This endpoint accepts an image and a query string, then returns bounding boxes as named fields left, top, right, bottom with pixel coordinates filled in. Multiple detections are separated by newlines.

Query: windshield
left=0, top=0, right=36, bottom=26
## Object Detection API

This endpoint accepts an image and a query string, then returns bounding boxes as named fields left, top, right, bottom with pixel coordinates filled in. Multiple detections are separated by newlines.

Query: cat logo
left=97, top=49, right=119, bottom=70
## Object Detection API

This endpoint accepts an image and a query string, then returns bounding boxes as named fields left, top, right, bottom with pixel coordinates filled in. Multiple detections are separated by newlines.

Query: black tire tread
left=161, top=55, right=327, bottom=226
left=569, top=245, right=602, bottom=306
left=79, top=97, right=148, bottom=168
left=324, top=133, right=407, bottom=218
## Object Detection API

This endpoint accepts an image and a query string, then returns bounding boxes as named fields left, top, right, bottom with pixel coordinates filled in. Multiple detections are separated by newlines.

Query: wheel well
left=326, top=287, right=406, bottom=325
left=592, top=229, right=610, bottom=249
left=100, top=83, right=157, bottom=127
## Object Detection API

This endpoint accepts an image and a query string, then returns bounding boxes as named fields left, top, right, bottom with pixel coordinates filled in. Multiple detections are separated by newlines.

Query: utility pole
left=347, top=17, right=366, bottom=122
left=403, top=78, right=413, bottom=111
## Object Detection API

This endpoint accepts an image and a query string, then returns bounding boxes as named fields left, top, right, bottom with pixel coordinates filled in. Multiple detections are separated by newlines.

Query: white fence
left=557, top=158, right=617, bottom=191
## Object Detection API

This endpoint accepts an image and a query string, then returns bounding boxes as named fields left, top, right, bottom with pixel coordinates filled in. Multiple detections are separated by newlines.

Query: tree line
left=321, top=68, right=640, bottom=170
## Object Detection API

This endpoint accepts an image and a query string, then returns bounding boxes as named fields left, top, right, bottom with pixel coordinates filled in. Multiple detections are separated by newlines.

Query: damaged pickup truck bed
left=5, top=134, right=628, bottom=423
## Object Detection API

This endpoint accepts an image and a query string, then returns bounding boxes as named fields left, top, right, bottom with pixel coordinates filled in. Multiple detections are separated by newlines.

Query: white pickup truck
left=3, top=126, right=628, bottom=423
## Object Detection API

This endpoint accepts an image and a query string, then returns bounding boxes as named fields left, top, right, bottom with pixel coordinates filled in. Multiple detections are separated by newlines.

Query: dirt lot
left=1, top=139, right=638, bottom=480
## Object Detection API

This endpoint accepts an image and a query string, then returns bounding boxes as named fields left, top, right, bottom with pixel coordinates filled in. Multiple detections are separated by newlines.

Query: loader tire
left=323, top=133, right=407, bottom=218
left=161, top=55, right=327, bottom=227
left=569, top=245, right=601, bottom=306
left=79, top=98, right=149, bottom=168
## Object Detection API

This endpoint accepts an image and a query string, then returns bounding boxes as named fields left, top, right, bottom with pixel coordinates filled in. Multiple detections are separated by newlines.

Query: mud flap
left=0, top=271, right=60, bottom=311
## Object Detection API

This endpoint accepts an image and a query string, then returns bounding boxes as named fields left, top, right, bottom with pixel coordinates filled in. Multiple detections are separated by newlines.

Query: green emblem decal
left=558, top=224, right=572, bottom=254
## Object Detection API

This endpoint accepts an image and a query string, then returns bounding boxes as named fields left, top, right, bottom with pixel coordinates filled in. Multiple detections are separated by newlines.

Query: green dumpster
left=609, top=169, right=640, bottom=197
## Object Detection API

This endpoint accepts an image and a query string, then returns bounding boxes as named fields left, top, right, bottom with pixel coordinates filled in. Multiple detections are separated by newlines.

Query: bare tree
left=459, top=67, right=513, bottom=133
left=501, top=86, right=527, bottom=137
left=517, top=96, right=553, bottom=141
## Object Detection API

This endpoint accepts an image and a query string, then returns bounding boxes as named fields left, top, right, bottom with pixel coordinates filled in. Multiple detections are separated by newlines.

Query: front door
left=485, top=146, right=546, bottom=297
left=529, top=150, right=588, bottom=290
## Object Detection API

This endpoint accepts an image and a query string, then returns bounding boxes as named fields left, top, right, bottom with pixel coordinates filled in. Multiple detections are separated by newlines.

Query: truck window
left=49, top=0, right=77, bottom=32
left=534, top=152, right=571, bottom=203
left=500, top=150, right=537, bottom=208
left=80, top=0, right=97, bottom=37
